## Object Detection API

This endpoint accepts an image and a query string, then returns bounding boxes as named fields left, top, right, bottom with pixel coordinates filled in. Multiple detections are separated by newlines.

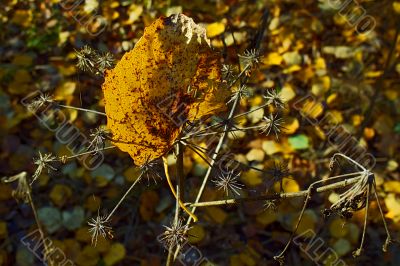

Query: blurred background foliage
left=0, top=0, right=400, bottom=265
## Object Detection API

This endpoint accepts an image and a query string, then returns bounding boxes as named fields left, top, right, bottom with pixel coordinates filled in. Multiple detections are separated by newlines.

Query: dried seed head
left=263, top=89, right=285, bottom=109
left=95, top=52, right=115, bottom=73
left=159, top=219, right=190, bottom=249
left=140, top=159, right=163, bottom=184
left=267, top=161, right=290, bottom=181
left=26, top=93, right=53, bottom=113
left=264, top=199, right=279, bottom=212
left=87, top=126, right=110, bottom=154
left=239, top=49, right=260, bottom=69
left=327, top=170, right=371, bottom=219
left=76, top=45, right=97, bottom=73
left=87, top=212, right=112, bottom=247
left=260, top=113, right=285, bottom=139
left=2, top=172, right=30, bottom=203
left=32, top=152, right=57, bottom=184
left=221, top=64, right=235, bottom=81
left=212, top=171, right=244, bottom=196
left=227, top=85, right=252, bottom=104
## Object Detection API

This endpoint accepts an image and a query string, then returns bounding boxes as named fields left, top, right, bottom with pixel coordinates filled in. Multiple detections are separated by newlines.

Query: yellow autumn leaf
left=393, top=2, right=400, bottom=14
left=280, top=83, right=296, bottom=101
left=283, top=117, right=299, bottom=134
left=365, top=71, right=383, bottom=78
left=102, top=14, right=228, bottom=166
left=188, top=224, right=206, bottom=244
left=384, top=194, right=400, bottom=222
left=275, top=177, right=300, bottom=193
left=104, top=243, right=126, bottom=266
left=206, top=20, right=226, bottom=38
left=293, top=209, right=317, bottom=236
left=352, top=114, right=363, bottom=127
left=245, top=148, right=265, bottom=162
left=49, top=184, right=72, bottom=207
left=76, top=227, right=93, bottom=243
left=11, top=9, right=32, bottom=27
left=315, top=57, right=326, bottom=70
left=55, top=81, right=76, bottom=104
left=95, top=237, right=111, bottom=253
left=139, top=190, right=159, bottom=221
left=384, top=181, right=400, bottom=194
left=84, top=195, right=101, bottom=212
left=205, top=206, right=228, bottom=224
left=0, top=221, right=7, bottom=239
left=12, top=54, right=33, bottom=66
left=262, top=140, right=283, bottom=155
left=327, top=93, right=338, bottom=108
left=8, top=70, right=32, bottom=95
left=283, top=65, right=301, bottom=74
left=239, top=253, right=256, bottom=266
left=301, top=99, right=324, bottom=119
left=384, top=89, right=398, bottom=101
left=326, top=110, right=343, bottom=124
left=76, top=245, right=99, bottom=266
left=241, top=169, right=263, bottom=186
left=329, top=218, right=347, bottom=238
left=256, top=211, right=277, bottom=227
left=125, top=4, right=143, bottom=24
left=263, top=52, right=283, bottom=66
left=363, top=127, right=375, bottom=140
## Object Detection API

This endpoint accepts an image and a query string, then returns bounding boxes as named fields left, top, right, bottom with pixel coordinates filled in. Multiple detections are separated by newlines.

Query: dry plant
left=6, top=11, right=397, bottom=265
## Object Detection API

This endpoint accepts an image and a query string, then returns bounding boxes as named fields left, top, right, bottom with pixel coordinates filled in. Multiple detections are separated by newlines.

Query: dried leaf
left=102, top=14, right=228, bottom=165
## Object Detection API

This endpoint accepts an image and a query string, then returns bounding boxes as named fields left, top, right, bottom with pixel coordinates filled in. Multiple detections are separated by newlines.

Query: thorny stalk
left=353, top=180, right=371, bottom=257
left=57, top=104, right=107, bottom=116
left=27, top=189, right=55, bottom=265
left=373, top=179, right=392, bottom=252
left=105, top=172, right=144, bottom=221
left=166, top=143, right=185, bottom=266
left=187, top=173, right=362, bottom=207
left=26, top=93, right=106, bottom=116
left=88, top=172, right=143, bottom=246
left=272, top=163, right=372, bottom=264
left=172, top=10, right=270, bottom=261
left=30, top=146, right=115, bottom=185
left=2, top=172, right=54, bottom=265
left=162, top=157, right=198, bottom=222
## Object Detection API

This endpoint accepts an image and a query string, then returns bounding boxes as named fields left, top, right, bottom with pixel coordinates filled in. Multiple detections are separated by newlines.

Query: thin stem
left=183, top=102, right=269, bottom=139
left=353, top=181, right=371, bottom=257
left=27, top=191, right=54, bottom=266
left=273, top=170, right=365, bottom=262
left=332, top=153, right=366, bottom=172
left=274, top=190, right=312, bottom=262
left=188, top=174, right=363, bottom=207
left=166, top=182, right=180, bottom=266
left=181, top=141, right=213, bottom=168
left=58, top=104, right=107, bottom=116
left=177, top=143, right=185, bottom=199
left=181, top=64, right=252, bottom=139
left=162, top=157, right=198, bottom=222
left=185, top=65, right=250, bottom=223
left=106, top=172, right=143, bottom=221
left=372, top=179, right=392, bottom=252
left=61, top=146, right=115, bottom=161
left=169, top=143, right=185, bottom=263
left=232, top=103, right=269, bottom=120
left=181, top=130, right=222, bottom=139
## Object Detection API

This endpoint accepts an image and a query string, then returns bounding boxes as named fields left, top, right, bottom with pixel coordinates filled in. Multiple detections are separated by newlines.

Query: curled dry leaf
left=102, top=14, right=228, bottom=165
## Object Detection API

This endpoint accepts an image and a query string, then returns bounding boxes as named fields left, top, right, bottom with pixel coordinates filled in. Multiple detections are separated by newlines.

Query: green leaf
left=288, top=134, right=309, bottom=150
